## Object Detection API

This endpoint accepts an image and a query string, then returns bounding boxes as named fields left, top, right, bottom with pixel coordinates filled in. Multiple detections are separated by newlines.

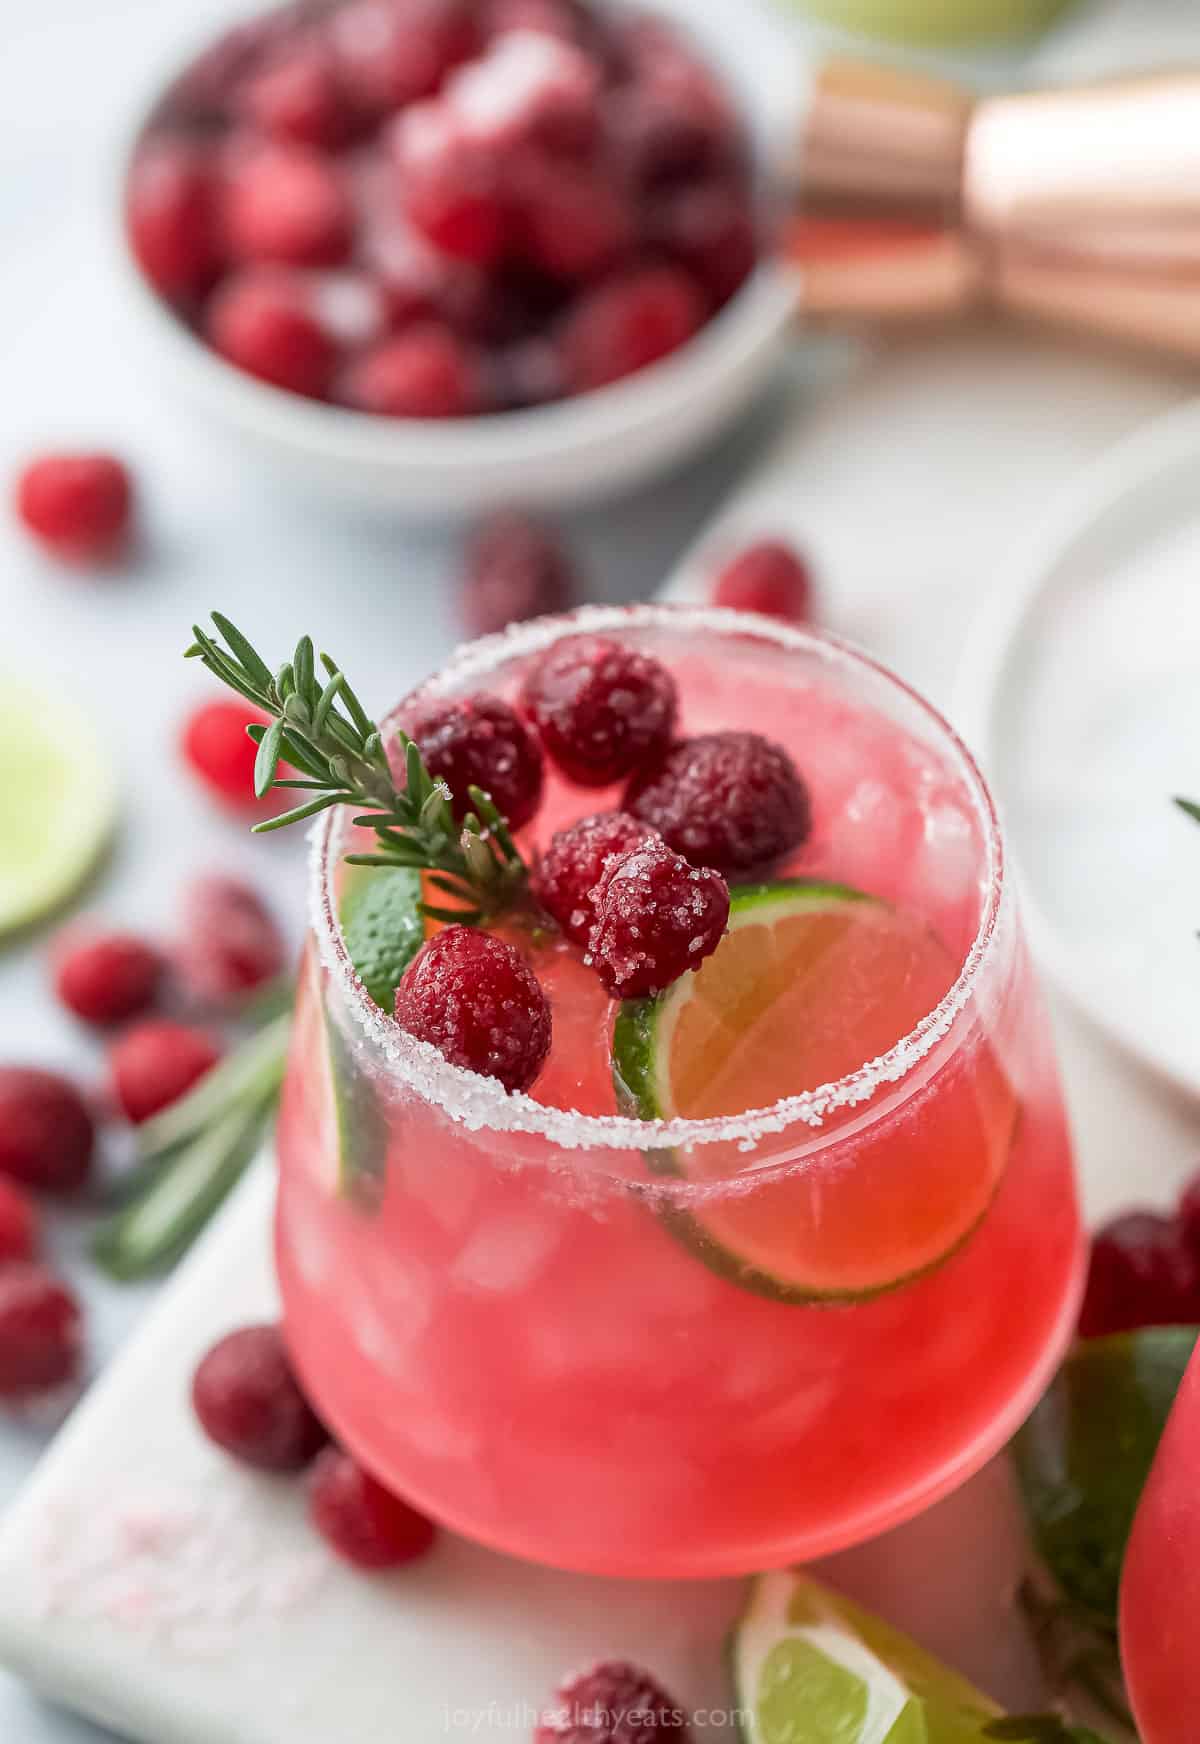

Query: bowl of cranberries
left=118, top=0, right=800, bottom=514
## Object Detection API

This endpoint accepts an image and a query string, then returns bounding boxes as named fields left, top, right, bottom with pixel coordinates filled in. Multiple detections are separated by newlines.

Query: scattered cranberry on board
left=174, top=876, right=287, bottom=1008
left=1079, top=1178, right=1200, bottom=1340
left=109, top=1021, right=222, bottom=1125
left=52, top=928, right=164, bottom=1027
left=711, top=537, right=814, bottom=624
left=458, top=510, right=577, bottom=637
left=193, top=1323, right=328, bottom=1472
left=535, top=1662, right=693, bottom=1744
left=14, top=453, right=133, bottom=564
left=0, top=1180, right=39, bottom=1268
left=0, top=1067, right=94, bottom=1195
left=307, top=1446, right=437, bottom=1569
left=0, top=1266, right=83, bottom=1399
left=181, top=699, right=276, bottom=810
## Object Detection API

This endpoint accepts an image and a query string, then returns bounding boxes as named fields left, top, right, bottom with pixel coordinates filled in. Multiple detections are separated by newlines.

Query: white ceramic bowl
left=113, top=0, right=805, bottom=517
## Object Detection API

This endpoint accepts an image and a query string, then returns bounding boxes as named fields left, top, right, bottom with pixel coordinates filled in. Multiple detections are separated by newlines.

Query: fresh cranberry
left=52, top=928, right=163, bottom=1027
left=627, top=731, right=812, bottom=878
left=460, top=512, right=576, bottom=637
left=223, top=142, right=352, bottom=268
left=109, top=1021, right=221, bottom=1125
left=0, top=1266, right=82, bottom=1399
left=1179, top=1170, right=1200, bottom=1256
left=193, top=1324, right=328, bottom=1472
left=0, top=1180, right=38, bottom=1267
left=0, top=1069, right=94, bottom=1195
left=533, top=812, right=660, bottom=945
left=516, top=158, right=632, bottom=283
left=610, top=64, right=736, bottom=187
left=651, top=182, right=757, bottom=308
left=561, top=266, right=705, bottom=393
left=587, top=839, right=728, bottom=998
left=395, top=925, right=551, bottom=1091
left=126, top=137, right=222, bottom=300
left=448, top=30, right=600, bottom=156
left=520, top=635, right=677, bottom=787
left=175, top=876, right=287, bottom=1007
left=711, top=539, right=814, bottom=623
left=181, top=698, right=275, bottom=808
left=329, top=0, right=480, bottom=115
left=206, top=269, right=337, bottom=397
left=407, top=694, right=544, bottom=829
left=1078, top=1211, right=1200, bottom=1339
left=308, top=1446, right=437, bottom=1569
left=535, top=1661, right=692, bottom=1744
left=15, top=453, right=132, bottom=563
left=237, top=41, right=350, bottom=149
left=392, top=102, right=511, bottom=267
left=342, top=324, right=479, bottom=417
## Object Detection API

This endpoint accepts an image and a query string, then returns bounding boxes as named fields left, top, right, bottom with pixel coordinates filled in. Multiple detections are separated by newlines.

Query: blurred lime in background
left=790, top=0, right=1078, bottom=44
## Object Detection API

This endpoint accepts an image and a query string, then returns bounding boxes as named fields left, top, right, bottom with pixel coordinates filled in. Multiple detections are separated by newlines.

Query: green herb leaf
left=253, top=718, right=285, bottom=799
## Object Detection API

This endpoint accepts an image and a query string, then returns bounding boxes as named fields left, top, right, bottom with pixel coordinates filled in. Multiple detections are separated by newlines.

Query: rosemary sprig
left=185, top=613, right=529, bottom=924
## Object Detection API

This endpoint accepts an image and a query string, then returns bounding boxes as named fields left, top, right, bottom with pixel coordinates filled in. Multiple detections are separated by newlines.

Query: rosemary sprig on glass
left=185, top=612, right=529, bottom=925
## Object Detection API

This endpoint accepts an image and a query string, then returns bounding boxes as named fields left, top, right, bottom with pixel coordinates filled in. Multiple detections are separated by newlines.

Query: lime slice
left=0, top=676, right=117, bottom=938
left=613, top=881, right=1017, bottom=1302
left=292, top=951, right=388, bottom=1208
left=1013, top=1326, right=1199, bottom=1627
left=339, top=864, right=425, bottom=1013
left=732, top=1570, right=1003, bottom=1744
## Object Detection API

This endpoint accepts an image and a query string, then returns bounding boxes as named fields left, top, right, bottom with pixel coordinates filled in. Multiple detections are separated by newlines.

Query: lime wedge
left=1013, top=1326, right=1199, bottom=1627
left=613, top=881, right=1017, bottom=1302
left=292, top=951, right=388, bottom=1208
left=339, top=864, right=425, bottom=1013
left=0, top=676, right=117, bottom=939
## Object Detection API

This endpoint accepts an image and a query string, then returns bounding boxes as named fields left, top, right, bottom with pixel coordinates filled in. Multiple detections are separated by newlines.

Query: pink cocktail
left=275, top=605, right=1084, bottom=1577
left=1120, top=1345, right=1200, bottom=1741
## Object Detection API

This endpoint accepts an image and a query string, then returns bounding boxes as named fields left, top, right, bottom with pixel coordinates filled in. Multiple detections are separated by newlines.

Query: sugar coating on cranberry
left=562, top=265, right=706, bottom=393
left=182, top=698, right=275, bottom=808
left=520, top=636, right=677, bottom=788
left=0, top=1265, right=82, bottom=1399
left=515, top=156, right=632, bottom=283
left=535, top=1661, right=692, bottom=1744
left=587, top=838, right=728, bottom=999
left=110, top=1021, right=222, bottom=1125
left=175, top=876, right=288, bottom=1006
left=626, top=731, right=811, bottom=878
left=533, top=812, right=660, bottom=946
left=223, top=142, right=353, bottom=268
left=395, top=925, right=551, bottom=1092
left=206, top=270, right=337, bottom=398
left=193, top=1324, right=328, bottom=1471
left=308, top=1445, right=437, bottom=1569
left=330, top=0, right=480, bottom=115
left=407, top=693, right=544, bottom=830
left=53, top=928, right=163, bottom=1027
left=0, top=1179, right=38, bottom=1267
left=0, top=1068, right=94, bottom=1195
left=391, top=101, right=510, bottom=266
left=15, top=454, right=133, bottom=563
left=448, top=28, right=600, bottom=155
left=650, top=182, right=756, bottom=309
left=237, top=41, right=350, bottom=149
left=711, top=539, right=814, bottom=624
left=126, top=138, right=222, bottom=300
left=460, top=512, right=576, bottom=637
left=1078, top=1211, right=1200, bottom=1339
left=342, top=324, right=479, bottom=418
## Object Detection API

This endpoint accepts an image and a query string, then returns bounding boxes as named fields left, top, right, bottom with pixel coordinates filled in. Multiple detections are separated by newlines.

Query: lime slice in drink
left=1013, top=1325, right=1199, bottom=1626
left=732, top=1570, right=1004, bottom=1744
left=0, top=676, right=117, bottom=939
left=613, top=881, right=1017, bottom=1302
left=339, top=863, right=425, bottom=1013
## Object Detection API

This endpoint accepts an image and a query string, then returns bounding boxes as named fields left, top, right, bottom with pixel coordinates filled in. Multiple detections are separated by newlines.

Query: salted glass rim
left=310, top=603, right=1005, bottom=1155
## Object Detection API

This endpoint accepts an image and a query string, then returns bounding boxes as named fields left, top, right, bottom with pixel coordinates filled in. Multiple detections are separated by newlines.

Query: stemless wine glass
left=275, top=604, right=1084, bottom=1578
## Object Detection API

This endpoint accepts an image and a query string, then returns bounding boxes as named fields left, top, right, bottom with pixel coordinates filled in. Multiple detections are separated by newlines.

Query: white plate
left=957, top=398, right=1200, bottom=1099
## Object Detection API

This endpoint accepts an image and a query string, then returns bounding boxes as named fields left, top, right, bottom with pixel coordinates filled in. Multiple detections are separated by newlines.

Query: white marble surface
left=5, top=0, right=1200, bottom=1736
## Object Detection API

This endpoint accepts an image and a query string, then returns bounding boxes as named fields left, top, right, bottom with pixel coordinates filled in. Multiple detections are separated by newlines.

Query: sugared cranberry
left=193, top=1324, right=328, bottom=1472
left=306, top=269, right=389, bottom=349
left=52, top=928, right=163, bottom=1027
left=342, top=324, right=479, bottom=418
left=181, top=699, right=275, bottom=808
left=407, top=694, right=544, bottom=829
left=237, top=41, right=350, bottom=149
left=0, top=1180, right=38, bottom=1267
left=460, top=512, right=576, bottom=637
left=610, top=64, right=736, bottom=187
left=308, top=1446, right=437, bottom=1569
left=0, top=1069, right=94, bottom=1195
left=223, top=143, right=352, bottom=269
left=1078, top=1211, right=1200, bottom=1339
left=448, top=29, right=600, bottom=156
left=516, top=158, right=632, bottom=283
left=485, top=0, right=583, bottom=42
left=535, top=1661, right=692, bottom=1744
left=109, top=1021, right=221, bottom=1125
left=0, top=1266, right=82, bottom=1399
left=533, top=812, right=659, bottom=945
left=711, top=539, right=814, bottom=624
left=626, top=731, right=811, bottom=877
left=175, top=876, right=287, bottom=1007
left=561, top=266, right=705, bottom=393
left=206, top=270, right=337, bottom=397
left=520, top=635, right=677, bottom=787
left=587, top=839, right=728, bottom=998
left=651, top=182, right=756, bottom=308
left=329, top=0, right=481, bottom=115
left=15, top=454, right=132, bottom=563
left=360, top=209, right=490, bottom=332
left=395, top=925, right=552, bottom=1092
left=392, top=102, right=511, bottom=267
left=126, top=137, right=222, bottom=300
